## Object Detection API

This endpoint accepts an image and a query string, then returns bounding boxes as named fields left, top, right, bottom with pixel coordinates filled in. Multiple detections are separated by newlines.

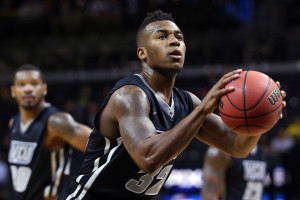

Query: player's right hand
left=200, top=69, right=242, bottom=114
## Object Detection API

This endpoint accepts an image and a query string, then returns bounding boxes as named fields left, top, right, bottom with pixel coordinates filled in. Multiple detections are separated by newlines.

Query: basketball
left=218, top=70, right=282, bottom=136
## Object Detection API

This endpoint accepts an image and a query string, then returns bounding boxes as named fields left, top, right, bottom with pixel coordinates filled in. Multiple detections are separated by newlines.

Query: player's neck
left=140, top=69, right=175, bottom=105
left=19, top=101, right=46, bottom=124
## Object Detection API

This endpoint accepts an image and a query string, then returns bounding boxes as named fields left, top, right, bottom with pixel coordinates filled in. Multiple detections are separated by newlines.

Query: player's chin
left=22, top=103, right=38, bottom=110
left=170, top=61, right=184, bottom=71
left=168, top=64, right=183, bottom=73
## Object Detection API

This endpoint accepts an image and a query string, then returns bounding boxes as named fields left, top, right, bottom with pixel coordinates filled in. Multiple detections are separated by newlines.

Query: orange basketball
left=218, top=70, right=282, bottom=136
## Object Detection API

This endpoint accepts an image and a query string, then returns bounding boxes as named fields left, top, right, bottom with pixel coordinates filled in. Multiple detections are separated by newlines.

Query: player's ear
left=43, top=83, right=48, bottom=96
left=11, top=85, right=16, bottom=99
left=137, top=47, right=147, bottom=60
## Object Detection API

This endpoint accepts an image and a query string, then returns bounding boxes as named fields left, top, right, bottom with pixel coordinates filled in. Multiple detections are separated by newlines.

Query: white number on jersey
left=125, top=165, right=173, bottom=195
left=10, top=165, right=32, bottom=192
left=242, top=181, right=263, bottom=200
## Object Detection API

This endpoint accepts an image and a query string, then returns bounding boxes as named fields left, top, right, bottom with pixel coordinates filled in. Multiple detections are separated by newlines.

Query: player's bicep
left=112, top=86, right=156, bottom=154
left=48, top=112, right=78, bottom=140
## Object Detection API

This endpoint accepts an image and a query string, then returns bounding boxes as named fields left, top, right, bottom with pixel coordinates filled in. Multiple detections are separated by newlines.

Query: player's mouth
left=169, top=50, right=182, bottom=60
left=23, top=95, right=35, bottom=102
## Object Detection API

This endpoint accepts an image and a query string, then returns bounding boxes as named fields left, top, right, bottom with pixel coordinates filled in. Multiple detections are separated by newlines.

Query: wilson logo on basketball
left=266, top=87, right=281, bottom=106
left=219, top=100, right=224, bottom=110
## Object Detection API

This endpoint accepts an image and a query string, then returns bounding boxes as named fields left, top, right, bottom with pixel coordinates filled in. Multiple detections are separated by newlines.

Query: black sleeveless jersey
left=8, top=105, right=73, bottom=200
left=224, top=145, right=267, bottom=200
left=60, top=74, right=194, bottom=200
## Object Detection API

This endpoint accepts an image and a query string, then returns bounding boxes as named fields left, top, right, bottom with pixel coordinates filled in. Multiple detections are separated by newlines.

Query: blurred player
left=8, top=64, right=92, bottom=200
left=201, top=145, right=267, bottom=200
left=58, top=10, right=286, bottom=200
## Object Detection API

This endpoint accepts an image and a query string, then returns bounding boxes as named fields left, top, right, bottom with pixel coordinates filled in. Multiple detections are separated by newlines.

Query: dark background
left=1, top=0, right=300, bottom=199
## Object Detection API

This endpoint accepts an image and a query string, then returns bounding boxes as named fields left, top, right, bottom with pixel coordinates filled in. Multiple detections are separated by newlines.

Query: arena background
left=0, top=1, right=300, bottom=199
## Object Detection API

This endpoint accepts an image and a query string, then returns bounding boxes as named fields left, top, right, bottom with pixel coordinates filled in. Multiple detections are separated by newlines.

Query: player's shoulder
left=105, top=85, right=151, bottom=118
left=112, top=85, right=149, bottom=105
left=48, top=112, right=76, bottom=130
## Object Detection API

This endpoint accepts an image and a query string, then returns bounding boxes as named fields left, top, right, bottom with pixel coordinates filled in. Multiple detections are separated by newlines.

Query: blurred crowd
left=0, top=0, right=300, bottom=72
left=1, top=0, right=300, bottom=199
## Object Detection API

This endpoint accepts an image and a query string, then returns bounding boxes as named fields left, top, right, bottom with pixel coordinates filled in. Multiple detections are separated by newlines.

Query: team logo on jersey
left=242, top=160, right=266, bottom=181
left=8, top=140, right=37, bottom=165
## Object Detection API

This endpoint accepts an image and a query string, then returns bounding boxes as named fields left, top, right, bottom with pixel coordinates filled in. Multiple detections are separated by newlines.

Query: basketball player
left=8, top=65, right=92, bottom=200
left=58, top=10, right=286, bottom=200
left=201, top=145, right=267, bottom=200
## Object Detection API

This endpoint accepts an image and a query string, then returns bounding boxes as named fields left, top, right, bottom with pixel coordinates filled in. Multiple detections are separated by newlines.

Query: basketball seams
left=245, top=77, right=271, bottom=111
left=219, top=102, right=282, bottom=119
left=232, top=124, right=270, bottom=136
left=223, top=75, right=272, bottom=112
left=243, top=71, right=250, bottom=134
left=218, top=70, right=282, bottom=136
left=225, top=94, right=243, bottom=111
left=233, top=124, right=270, bottom=130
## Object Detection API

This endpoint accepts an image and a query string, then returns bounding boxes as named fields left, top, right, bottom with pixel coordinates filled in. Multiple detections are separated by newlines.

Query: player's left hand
left=276, top=81, right=286, bottom=119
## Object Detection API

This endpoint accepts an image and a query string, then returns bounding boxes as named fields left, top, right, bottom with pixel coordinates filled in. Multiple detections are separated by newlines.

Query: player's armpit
left=46, top=112, right=91, bottom=151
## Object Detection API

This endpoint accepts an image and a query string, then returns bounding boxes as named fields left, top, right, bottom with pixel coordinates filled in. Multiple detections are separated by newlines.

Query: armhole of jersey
left=181, top=89, right=195, bottom=113
left=93, top=82, right=153, bottom=131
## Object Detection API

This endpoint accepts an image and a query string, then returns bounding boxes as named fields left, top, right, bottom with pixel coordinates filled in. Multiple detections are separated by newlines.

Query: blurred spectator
left=283, top=118, right=300, bottom=200
left=87, top=101, right=99, bottom=127
left=0, top=0, right=300, bottom=72
left=0, top=148, right=11, bottom=200
left=271, top=127, right=295, bottom=155
left=286, top=116, right=300, bottom=138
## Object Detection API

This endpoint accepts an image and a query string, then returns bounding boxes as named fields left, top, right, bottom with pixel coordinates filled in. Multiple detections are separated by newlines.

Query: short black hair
left=138, top=10, right=174, bottom=32
left=14, top=64, right=44, bottom=82
left=137, top=10, right=175, bottom=46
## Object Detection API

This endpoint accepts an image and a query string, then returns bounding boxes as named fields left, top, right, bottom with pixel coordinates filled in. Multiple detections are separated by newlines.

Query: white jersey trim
left=67, top=142, right=122, bottom=200
left=43, top=148, right=65, bottom=197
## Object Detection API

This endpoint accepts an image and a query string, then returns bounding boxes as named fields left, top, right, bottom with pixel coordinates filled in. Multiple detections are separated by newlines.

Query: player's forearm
left=137, top=105, right=209, bottom=173
left=196, top=113, right=260, bottom=158
left=232, top=134, right=261, bottom=157
left=69, top=124, right=91, bottom=152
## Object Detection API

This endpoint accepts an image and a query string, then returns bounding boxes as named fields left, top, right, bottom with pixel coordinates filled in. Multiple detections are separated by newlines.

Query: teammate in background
left=58, top=10, right=286, bottom=200
left=8, top=65, right=92, bottom=200
left=201, top=145, right=267, bottom=200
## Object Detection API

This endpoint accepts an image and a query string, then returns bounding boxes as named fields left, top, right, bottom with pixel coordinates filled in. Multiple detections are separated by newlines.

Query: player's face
left=11, top=70, right=47, bottom=110
left=141, top=20, right=186, bottom=73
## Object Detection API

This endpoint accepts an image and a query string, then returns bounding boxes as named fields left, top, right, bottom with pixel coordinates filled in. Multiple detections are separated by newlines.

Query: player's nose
left=23, top=84, right=34, bottom=93
left=169, top=34, right=180, bottom=46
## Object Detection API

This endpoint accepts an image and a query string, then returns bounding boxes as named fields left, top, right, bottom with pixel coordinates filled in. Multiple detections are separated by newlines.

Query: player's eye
left=158, top=34, right=167, bottom=39
left=31, top=82, right=39, bottom=86
left=176, top=34, right=183, bottom=41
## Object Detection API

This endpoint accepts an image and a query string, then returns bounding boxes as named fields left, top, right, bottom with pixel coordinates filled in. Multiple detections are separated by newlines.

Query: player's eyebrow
left=155, top=29, right=183, bottom=35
